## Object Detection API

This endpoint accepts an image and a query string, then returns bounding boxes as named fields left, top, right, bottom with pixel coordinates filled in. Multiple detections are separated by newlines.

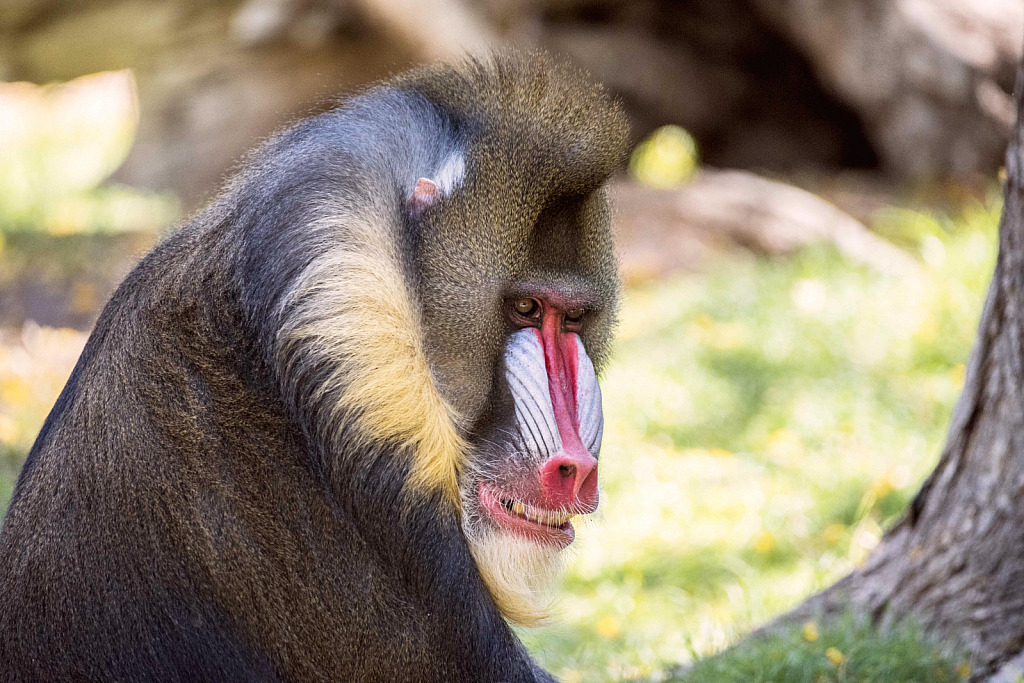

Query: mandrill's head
left=397, top=54, right=629, bottom=625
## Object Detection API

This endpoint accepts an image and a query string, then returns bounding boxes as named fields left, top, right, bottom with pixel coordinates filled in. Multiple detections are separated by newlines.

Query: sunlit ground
left=0, top=71, right=1001, bottom=682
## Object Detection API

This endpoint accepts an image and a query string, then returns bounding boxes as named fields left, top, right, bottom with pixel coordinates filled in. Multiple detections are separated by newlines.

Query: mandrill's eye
left=565, top=307, right=586, bottom=324
left=513, top=298, right=540, bottom=318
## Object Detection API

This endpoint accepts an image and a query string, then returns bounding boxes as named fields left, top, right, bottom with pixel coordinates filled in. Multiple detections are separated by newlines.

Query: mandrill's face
left=458, top=284, right=610, bottom=627
left=470, top=294, right=603, bottom=549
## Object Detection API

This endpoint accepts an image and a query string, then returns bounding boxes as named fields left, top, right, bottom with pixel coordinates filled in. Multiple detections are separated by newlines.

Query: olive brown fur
left=0, top=51, right=628, bottom=682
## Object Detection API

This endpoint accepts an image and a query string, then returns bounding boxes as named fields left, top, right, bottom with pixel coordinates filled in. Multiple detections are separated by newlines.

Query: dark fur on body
left=0, top=53, right=627, bottom=682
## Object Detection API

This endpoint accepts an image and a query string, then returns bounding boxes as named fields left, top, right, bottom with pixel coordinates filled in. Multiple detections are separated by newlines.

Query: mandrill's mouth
left=478, top=483, right=581, bottom=549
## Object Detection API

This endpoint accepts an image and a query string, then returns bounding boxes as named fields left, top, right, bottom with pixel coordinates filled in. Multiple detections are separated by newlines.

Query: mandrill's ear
left=408, top=178, right=440, bottom=218
left=407, top=153, right=466, bottom=218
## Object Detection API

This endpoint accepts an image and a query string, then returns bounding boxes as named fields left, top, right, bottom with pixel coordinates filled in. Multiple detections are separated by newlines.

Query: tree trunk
left=750, top=55, right=1024, bottom=680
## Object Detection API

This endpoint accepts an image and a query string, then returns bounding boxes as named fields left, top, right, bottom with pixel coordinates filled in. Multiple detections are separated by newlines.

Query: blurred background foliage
left=629, top=125, right=699, bottom=188
left=0, top=1, right=1017, bottom=680
left=0, top=71, right=176, bottom=236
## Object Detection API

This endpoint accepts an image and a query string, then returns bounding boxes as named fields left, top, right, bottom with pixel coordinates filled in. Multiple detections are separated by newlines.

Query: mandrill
left=0, top=51, right=628, bottom=682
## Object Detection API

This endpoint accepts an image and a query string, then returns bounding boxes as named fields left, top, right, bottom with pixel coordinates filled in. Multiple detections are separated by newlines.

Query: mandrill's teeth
left=486, top=485, right=580, bottom=528
left=497, top=494, right=576, bottom=528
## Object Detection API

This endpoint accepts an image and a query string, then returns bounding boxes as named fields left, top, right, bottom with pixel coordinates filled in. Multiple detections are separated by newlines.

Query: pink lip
left=478, top=484, right=577, bottom=549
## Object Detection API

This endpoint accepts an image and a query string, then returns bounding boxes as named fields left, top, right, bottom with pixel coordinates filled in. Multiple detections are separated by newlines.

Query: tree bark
left=750, top=0, right=1020, bottom=180
left=748, top=54, right=1024, bottom=680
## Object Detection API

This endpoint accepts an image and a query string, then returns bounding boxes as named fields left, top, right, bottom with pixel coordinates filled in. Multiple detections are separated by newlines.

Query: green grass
left=520, top=196, right=1000, bottom=681
left=672, top=616, right=969, bottom=683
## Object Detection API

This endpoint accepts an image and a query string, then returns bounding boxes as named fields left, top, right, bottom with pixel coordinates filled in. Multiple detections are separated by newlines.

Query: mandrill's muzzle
left=503, top=326, right=603, bottom=513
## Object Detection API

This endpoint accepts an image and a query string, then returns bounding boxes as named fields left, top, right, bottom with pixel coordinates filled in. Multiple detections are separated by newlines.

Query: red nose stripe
left=533, top=320, right=598, bottom=509
left=535, top=319, right=579, bottom=434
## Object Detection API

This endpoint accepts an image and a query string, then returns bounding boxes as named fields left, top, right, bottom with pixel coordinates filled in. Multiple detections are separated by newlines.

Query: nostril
left=539, top=453, right=599, bottom=509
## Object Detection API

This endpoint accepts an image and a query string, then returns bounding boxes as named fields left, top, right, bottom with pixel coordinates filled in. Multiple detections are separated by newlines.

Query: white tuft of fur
left=465, top=527, right=564, bottom=627
left=433, top=152, right=466, bottom=195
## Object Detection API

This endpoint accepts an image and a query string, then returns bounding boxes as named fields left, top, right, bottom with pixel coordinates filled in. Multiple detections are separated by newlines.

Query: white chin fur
left=465, top=527, right=563, bottom=627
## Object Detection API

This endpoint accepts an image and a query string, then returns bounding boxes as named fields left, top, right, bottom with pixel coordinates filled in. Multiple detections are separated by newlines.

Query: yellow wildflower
left=825, top=647, right=844, bottom=666
left=596, top=616, right=620, bottom=639
left=753, top=531, right=776, bottom=555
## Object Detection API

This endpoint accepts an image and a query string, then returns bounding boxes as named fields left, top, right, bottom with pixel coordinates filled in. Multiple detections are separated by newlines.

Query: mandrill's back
left=0, top=225, right=291, bottom=679
left=0, top=227, right=413, bottom=681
